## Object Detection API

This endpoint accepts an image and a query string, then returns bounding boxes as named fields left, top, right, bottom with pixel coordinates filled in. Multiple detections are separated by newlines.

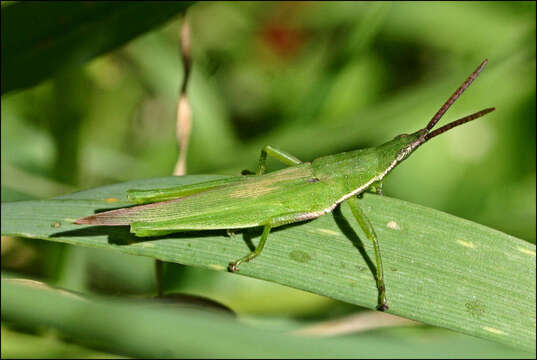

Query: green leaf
left=1, top=1, right=193, bottom=94
left=1, top=325, right=124, bottom=359
left=2, top=278, right=533, bottom=358
left=2, top=175, right=535, bottom=352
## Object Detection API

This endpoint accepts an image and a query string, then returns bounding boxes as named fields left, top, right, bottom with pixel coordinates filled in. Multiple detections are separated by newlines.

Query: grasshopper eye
left=394, top=133, right=409, bottom=140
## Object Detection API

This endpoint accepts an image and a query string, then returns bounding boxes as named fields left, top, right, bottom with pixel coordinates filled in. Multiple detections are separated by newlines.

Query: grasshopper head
left=378, top=107, right=495, bottom=175
left=376, top=129, right=425, bottom=172
left=378, top=59, right=495, bottom=174
left=393, top=106, right=496, bottom=163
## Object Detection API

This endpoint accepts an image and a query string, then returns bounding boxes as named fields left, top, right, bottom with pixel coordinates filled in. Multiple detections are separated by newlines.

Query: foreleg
left=256, top=145, right=302, bottom=175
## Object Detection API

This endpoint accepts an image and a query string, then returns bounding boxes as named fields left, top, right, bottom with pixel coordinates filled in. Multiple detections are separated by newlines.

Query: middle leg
left=228, top=211, right=314, bottom=272
left=346, top=196, right=388, bottom=311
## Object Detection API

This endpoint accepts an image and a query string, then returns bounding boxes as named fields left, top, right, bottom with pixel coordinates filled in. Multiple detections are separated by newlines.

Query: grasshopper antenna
left=424, top=107, right=495, bottom=142
left=425, top=59, right=488, bottom=133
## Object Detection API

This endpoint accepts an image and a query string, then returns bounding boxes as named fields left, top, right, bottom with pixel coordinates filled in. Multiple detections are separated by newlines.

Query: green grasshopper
left=75, top=59, right=495, bottom=310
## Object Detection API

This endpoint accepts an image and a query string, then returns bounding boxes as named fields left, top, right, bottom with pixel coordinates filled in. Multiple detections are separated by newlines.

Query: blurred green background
left=2, top=1, right=535, bottom=358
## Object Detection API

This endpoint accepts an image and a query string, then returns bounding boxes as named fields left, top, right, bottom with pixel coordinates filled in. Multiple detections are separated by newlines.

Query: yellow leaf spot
left=456, top=240, right=476, bottom=249
left=208, top=264, right=225, bottom=271
left=106, top=197, right=118, bottom=203
left=482, top=326, right=506, bottom=335
left=517, top=247, right=535, bottom=257
left=141, top=243, right=155, bottom=248
left=387, top=221, right=400, bottom=230
left=317, top=229, right=340, bottom=236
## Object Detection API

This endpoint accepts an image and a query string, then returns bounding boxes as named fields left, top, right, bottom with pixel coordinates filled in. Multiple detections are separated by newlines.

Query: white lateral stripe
left=325, top=157, right=400, bottom=214
left=282, top=157, right=401, bottom=223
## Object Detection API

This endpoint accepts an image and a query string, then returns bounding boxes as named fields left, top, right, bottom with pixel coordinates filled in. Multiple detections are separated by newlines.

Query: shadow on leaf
left=50, top=226, right=230, bottom=246
left=332, top=205, right=377, bottom=279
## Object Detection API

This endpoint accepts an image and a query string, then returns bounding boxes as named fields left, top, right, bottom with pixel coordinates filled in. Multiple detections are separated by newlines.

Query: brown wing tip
left=74, top=212, right=131, bottom=226
left=74, top=216, right=96, bottom=225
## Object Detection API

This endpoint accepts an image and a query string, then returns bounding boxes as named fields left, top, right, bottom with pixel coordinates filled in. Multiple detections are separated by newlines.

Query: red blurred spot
left=262, top=22, right=303, bottom=58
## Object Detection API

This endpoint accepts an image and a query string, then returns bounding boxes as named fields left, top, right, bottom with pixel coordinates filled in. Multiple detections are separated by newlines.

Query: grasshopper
left=75, top=59, right=495, bottom=310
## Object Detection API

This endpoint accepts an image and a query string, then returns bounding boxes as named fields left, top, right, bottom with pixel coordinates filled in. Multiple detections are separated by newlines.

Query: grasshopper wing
left=75, top=164, right=344, bottom=236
